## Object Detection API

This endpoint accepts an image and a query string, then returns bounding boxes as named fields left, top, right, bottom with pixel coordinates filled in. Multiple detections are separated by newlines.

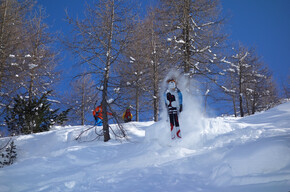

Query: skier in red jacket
left=93, top=104, right=112, bottom=126
left=122, top=107, right=133, bottom=123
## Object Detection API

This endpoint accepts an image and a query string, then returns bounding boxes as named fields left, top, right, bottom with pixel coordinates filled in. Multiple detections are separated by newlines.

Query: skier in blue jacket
left=164, top=78, right=183, bottom=139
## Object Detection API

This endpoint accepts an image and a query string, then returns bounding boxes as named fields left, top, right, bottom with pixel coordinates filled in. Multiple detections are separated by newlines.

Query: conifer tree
left=0, top=139, right=17, bottom=168
left=5, top=91, right=70, bottom=135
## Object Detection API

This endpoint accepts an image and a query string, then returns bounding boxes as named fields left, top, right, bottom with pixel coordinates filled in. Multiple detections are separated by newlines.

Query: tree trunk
left=151, top=24, right=159, bottom=122
left=102, top=0, right=115, bottom=142
left=239, top=93, right=244, bottom=117
left=81, top=76, right=85, bottom=125
left=232, top=95, right=237, bottom=117
left=153, top=76, right=158, bottom=121
left=28, top=67, right=35, bottom=133
left=135, top=86, right=139, bottom=121
left=102, top=88, right=110, bottom=142
left=204, top=95, right=207, bottom=114
left=0, top=0, right=8, bottom=90
left=183, top=0, right=190, bottom=73
left=239, top=70, right=244, bottom=117
left=245, top=94, right=250, bottom=115
left=252, top=92, right=257, bottom=115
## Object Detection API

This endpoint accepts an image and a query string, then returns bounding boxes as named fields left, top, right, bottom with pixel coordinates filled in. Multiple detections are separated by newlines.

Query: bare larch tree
left=65, top=0, right=134, bottom=141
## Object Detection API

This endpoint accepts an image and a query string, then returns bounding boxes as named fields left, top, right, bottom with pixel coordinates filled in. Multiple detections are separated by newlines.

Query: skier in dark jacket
left=164, top=78, right=183, bottom=139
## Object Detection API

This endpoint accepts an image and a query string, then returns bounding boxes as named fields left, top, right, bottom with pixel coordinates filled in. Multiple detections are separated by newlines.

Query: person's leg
left=173, top=113, right=181, bottom=138
left=169, top=113, right=176, bottom=139
left=96, top=118, right=103, bottom=126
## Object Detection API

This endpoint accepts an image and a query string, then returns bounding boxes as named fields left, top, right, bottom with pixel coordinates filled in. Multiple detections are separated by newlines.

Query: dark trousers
left=168, top=109, right=181, bottom=139
left=169, top=110, right=179, bottom=128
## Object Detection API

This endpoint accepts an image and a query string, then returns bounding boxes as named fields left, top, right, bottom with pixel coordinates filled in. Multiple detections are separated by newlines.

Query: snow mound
left=145, top=101, right=290, bottom=191
left=212, top=136, right=290, bottom=186
left=0, top=102, right=290, bottom=192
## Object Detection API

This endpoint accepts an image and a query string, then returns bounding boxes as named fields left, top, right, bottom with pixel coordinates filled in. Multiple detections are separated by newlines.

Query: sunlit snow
left=0, top=78, right=289, bottom=191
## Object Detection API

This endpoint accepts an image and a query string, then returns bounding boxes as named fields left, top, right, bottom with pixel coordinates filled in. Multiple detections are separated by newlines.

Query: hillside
left=0, top=101, right=290, bottom=192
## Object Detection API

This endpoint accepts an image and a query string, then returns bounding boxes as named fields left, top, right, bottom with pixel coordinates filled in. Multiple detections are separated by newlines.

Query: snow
left=205, top=89, right=210, bottom=95
left=255, top=73, right=265, bottom=78
left=191, top=18, right=200, bottom=29
left=114, top=87, right=120, bottom=93
left=226, top=68, right=235, bottom=73
left=47, top=99, right=61, bottom=104
left=97, top=86, right=104, bottom=90
left=1, top=96, right=290, bottom=191
left=202, top=22, right=215, bottom=27
left=28, top=63, right=38, bottom=69
left=107, top=98, right=114, bottom=104
left=199, top=46, right=210, bottom=53
left=221, top=86, right=236, bottom=93
left=246, top=88, right=254, bottom=93
left=240, top=52, right=249, bottom=61
left=175, top=39, right=185, bottom=44
left=221, top=57, right=232, bottom=65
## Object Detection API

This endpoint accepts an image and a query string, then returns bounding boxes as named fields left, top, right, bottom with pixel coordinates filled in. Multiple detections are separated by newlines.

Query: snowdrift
left=0, top=102, right=290, bottom=192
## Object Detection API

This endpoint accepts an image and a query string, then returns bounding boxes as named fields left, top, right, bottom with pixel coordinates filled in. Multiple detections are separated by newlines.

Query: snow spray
left=146, top=69, right=208, bottom=149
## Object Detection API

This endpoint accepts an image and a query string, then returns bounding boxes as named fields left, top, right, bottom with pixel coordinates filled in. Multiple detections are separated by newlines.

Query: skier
left=164, top=78, right=183, bottom=139
left=122, top=107, right=133, bottom=123
left=93, top=104, right=112, bottom=126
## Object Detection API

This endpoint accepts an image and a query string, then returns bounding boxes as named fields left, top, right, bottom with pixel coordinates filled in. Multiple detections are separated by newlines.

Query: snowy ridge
left=0, top=102, right=290, bottom=192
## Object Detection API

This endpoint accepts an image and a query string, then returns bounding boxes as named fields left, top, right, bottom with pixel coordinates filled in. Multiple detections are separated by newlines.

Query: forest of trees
left=0, top=0, right=288, bottom=141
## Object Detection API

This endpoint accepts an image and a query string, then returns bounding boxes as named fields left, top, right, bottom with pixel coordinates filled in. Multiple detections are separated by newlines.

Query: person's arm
left=164, top=91, right=169, bottom=107
left=178, top=89, right=183, bottom=112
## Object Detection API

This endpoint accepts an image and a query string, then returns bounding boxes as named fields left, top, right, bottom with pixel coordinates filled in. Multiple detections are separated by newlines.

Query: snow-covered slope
left=0, top=102, right=290, bottom=192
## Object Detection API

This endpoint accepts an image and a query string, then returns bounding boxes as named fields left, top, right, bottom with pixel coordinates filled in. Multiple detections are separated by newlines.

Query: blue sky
left=221, top=0, right=290, bottom=86
left=38, top=0, right=290, bottom=91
